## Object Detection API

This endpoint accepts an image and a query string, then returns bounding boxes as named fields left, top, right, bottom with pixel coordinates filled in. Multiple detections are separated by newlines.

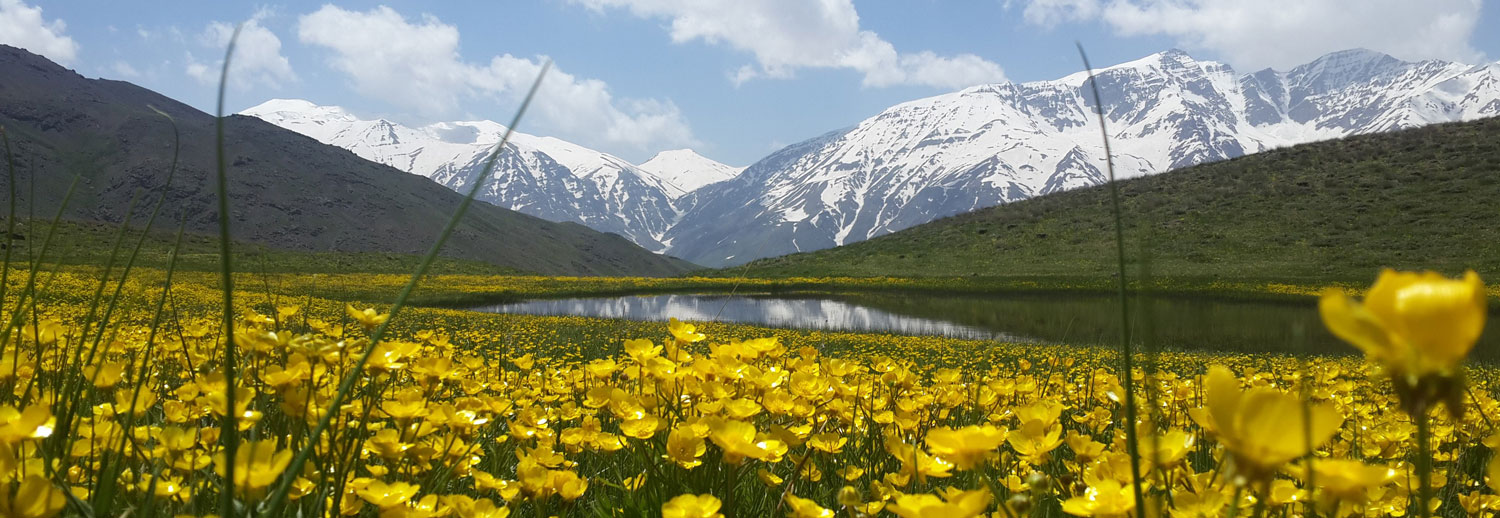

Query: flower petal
left=1318, top=289, right=1396, bottom=361
left=1392, top=270, right=1486, bottom=369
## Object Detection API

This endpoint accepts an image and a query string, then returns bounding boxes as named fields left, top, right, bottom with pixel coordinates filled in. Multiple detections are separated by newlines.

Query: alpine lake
left=467, top=291, right=1500, bottom=361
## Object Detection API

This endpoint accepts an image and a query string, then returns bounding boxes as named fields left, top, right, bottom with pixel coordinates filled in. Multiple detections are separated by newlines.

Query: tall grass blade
left=1, top=127, right=15, bottom=317
left=213, top=23, right=245, bottom=518
left=83, top=107, right=182, bottom=367
left=1077, top=42, right=1147, bottom=518
left=0, top=172, right=79, bottom=373
left=88, top=106, right=183, bottom=515
left=258, top=60, right=552, bottom=516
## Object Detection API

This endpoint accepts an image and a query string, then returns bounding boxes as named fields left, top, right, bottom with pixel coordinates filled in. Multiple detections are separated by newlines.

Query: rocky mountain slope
left=667, top=49, right=1500, bottom=266
left=242, top=101, right=741, bottom=251
left=0, top=45, right=692, bottom=276
left=727, top=116, right=1500, bottom=281
left=243, top=48, right=1500, bottom=268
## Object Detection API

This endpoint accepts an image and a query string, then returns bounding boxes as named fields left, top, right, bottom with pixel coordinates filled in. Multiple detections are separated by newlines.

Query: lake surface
left=469, top=292, right=1500, bottom=359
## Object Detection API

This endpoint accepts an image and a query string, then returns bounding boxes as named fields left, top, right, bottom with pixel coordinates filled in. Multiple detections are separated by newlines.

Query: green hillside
left=8, top=220, right=522, bottom=274
left=728, top=116, right=1500, bottom=283
left=0, top=44, right=692, bottom=277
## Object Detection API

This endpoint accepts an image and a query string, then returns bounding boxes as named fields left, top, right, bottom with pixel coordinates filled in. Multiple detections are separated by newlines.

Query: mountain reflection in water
left=470, top=294, right=1024, bottom=341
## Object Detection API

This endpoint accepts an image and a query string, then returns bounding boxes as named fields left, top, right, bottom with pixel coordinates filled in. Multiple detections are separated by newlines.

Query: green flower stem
left=1415, top=409, right=1433, bottom=518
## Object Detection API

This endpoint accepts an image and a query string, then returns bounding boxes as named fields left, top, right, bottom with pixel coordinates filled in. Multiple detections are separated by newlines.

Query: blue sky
left=3, top=1, right=1496, bottom=165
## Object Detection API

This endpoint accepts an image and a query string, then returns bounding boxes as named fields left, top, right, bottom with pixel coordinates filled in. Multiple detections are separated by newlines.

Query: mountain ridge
left=242, top=100, right=741, bottom=252
left=665, top=47, right=1500, bottom=266
left=241, top=48, right=1500, bottom=268
left=724, top=116, right=1500, bottom=280
left=0, top=44, right=691, bottom=276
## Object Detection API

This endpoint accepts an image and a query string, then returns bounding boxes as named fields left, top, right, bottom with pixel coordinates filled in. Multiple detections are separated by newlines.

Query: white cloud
left=110, top=61, right=140, bottom=78
left=186, top=16, right=297, bottom=90
left=297, top=5, right=697, bottom=153
left=0, top=0, right=79, bottom=64
left=571, top=0, right=1006, bottom=90
left=1016, top=0, right=1484, bottom=70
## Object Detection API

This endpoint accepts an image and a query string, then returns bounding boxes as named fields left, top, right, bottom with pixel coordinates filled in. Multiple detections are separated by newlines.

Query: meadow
left=1, top=263, right=1496, bottom=518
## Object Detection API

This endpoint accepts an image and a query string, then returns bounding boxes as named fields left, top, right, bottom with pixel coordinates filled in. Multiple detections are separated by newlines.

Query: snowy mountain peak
left=243, top=98, right=353, bottom=122
left=242, top=100, right=688, bottom=252
left=245, top=48, right=1500, bottom=268
left=1286, top=48, right=1405, bottom=95
left=637, top=149, right=743, bottom=197
left=664, top=48, right=1500, bottom=267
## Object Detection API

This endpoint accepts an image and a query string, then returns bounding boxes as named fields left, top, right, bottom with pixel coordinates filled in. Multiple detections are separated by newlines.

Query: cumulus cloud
left=296, top=5, right=697, bottom=153
left=186, top=16, right=297, bottom=90
left=571, top=0, right=1005, bottom=90
left=0, top=0, right=79, bottom=64
left=1015, top=0, right=1484, bottom=70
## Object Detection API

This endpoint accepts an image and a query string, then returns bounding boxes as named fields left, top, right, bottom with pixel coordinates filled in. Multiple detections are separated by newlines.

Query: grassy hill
left=0, top=45, right=691, bottom=277
left=726, top=116, right=1500, bottom=283
left=6, top=220, right=524, bottom=275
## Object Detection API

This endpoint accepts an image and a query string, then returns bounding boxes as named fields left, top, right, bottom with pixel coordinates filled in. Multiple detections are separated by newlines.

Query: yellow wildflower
left=620, top=416, right=661, bottom=440
left=0, top=405, right=54, bottom=444
left=784, top=495, right=834, bottom=518
left=1061, top=479, right=1136, bottom=518
left=1190, top=365, right=1342, bottom=480
left=345, top=304, right=390, bottom=329
left=662, top=493, right=723, bottom=518
left=1488, top=453, right=1500, bottom=493
left=1320, top=270, right=1484, bottom=376
left=1296, top=459, right=1394, bottom=502
left=668, top=318, right=706, bottom=344
left=665, top=426, right=706, bottom=469
left=217, top=440, right=293, bottom=498
left=0, top=475, right=67, bottom=518
left=925, top=425, right=1006, bottom=470
left=356, top=479, right=420, bottom=509
left=887, top=487, right=990, bottom=518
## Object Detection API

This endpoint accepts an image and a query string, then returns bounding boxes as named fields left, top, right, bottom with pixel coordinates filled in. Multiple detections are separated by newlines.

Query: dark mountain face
left=0, top=45, right=691, bottom=276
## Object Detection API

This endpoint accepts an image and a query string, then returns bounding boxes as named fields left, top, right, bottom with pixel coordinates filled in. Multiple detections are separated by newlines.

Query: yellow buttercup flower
left=1320, top=270, right=1485, bottom=377
left=664, top=426, right=706, bottom=469
left=1190, top=365, right=1343, bottom=480
left=1488, top=454, right=1500, bottom=493
left=217, top=440, right=293, bottom=498
left=1061, top=479, right=1136, bottom=518
left=356, top=479, right=421, bottom=509
left=1136, top=427, right=1195, bottom=469
left=709, top=420, right=783, bottom=464
left=887, top=487, right=990, bottom=518
left=784, top=495, right=834, bottom=518
left=668, top=318, right=706, bottom=344
left=662, top=493, right=723, bottom=518
left=0, top=405, right=54, bottom=444
left=1296, top=459, right=1394, bottom=502
left=345, top=304, right=390, bottom=329
left=443, top=495, right=509, bottom=518
left=924, top=425, right=1006, bottom=470
left=0, top=475, right=67, bottom=518
left=620, top=416, right=661, bottom=440
left=807, top=433, right=847, bottom=455
left=624, top=339, right=662, bottom=364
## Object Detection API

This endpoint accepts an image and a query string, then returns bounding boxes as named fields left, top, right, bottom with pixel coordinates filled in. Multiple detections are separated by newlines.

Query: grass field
left=3, top=262, right=1496, bottom=518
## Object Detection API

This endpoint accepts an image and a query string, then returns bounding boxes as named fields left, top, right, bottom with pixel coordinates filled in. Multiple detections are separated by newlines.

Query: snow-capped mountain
left=241, top=99, right=737, bottom=251
left=637, top=149, right=745, bottom=199
left=665, top=48, right=1500, bottom=266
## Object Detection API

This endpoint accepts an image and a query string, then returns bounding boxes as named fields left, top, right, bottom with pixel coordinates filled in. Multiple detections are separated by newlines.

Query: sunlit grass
left=1, top=266, right=1497, bottom=517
